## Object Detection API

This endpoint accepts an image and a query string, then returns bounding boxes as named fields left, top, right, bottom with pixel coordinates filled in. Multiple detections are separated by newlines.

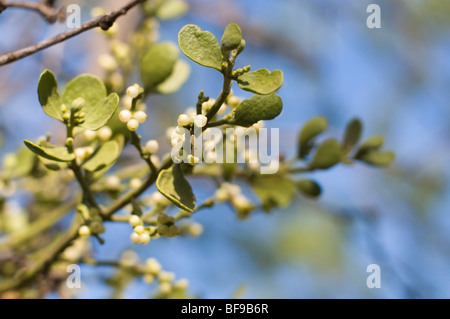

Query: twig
left=0, top=0, right=146, bottom=66
left=0, top=0, right=65, bottom=23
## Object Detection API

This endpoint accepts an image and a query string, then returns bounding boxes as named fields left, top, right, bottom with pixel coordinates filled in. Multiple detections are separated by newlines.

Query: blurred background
left=0, top=0, right=449, bottom=298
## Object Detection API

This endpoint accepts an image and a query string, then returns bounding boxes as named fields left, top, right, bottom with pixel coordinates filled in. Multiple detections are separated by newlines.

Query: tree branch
left=0, top=0, right=65, bottom=23
left=0, top=0, right=146, bottom=67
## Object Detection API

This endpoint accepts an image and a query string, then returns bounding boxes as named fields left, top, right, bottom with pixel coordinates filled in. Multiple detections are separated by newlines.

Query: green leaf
left=237, top=69, right=283, bottom=95
left=156, top=165, right=196, bottom=212
left=82, top=93, right=119, bottom=130
left=140, top=42, right=179, bottom=91
left=251, top=175, right=296, bottom=211
left=298, top=116, right=328, bottom=159
left=24, top=140, right=75, bottom=162
left=37, top=69, right=63, bottom=121
left=310, top=139, right=342, bottom=170
left=178, top=24, right=223, bottom=71
left=38, top=157, right=67, bottom=171
left=359, top=151, right=395, bottom=167
left=2, top=147, right=35, bottom=178
left=83, top=141, right=120, bottom=172
left=232, top=93, right=283, bottom=127
left=155, top=0, right=188, bottom=20
left=62, top=74, right=106, bottom=110
left=156, top=60, right=190, bottom=94
left=62, top=74, right=119, bottom=130
left=297, top=179, right=322, bottom=198
left=221, top=23, right=242, bottom=52
left=355, top=136, right=384, bottom=159
left=343, top=118, right=362, bottom=151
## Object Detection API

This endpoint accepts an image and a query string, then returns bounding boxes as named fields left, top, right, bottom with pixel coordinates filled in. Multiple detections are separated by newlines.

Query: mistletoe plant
left=0, top=3, right=394, bottom=299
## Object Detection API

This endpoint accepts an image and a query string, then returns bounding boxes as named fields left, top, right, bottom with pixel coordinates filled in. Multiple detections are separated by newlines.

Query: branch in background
left=0, top=0, right=65, bottom=23
left=0, top=0, right=146, bottom=67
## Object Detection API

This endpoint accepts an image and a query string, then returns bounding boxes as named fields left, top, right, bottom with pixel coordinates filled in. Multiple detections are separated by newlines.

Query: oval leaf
left=178, top=24, right=223, bottom=71
left=232, top=93, right=283, bottom=127
left=83, top=140, right=120, bottom=172
left=297, top=179, right=322, bottom=198
left=140, top=42, right=179, bottom=91
left=237, top=69, right=283, bottom=95
left=360, top=151, right=395, bottom=167
left=38, top=69, right=63, bottom=121
left=343, top=118, right=362, bottom=151
left=310, top=139, right=342, bottom=170
left=62, top=74, right=106, bottom=109
left=81, top=93, right=119, bottom=130
left=156, top=165, right=196, bottom=212
left=156, top=59, right=190, bottom=94
left=24, top=140, right=75, bottom=162
left=221, top=23, right=242, bottom=52
left=298, top=116, right=328, bottom=159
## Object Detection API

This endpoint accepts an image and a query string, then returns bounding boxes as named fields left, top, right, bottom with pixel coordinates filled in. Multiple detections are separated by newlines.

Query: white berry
left=130, top=178, right=143, bottom=189
left=139, top=233, right=151, bottom=244
left=83, top=130, right=97, bottom=141
left=127, top=119, right=139, bottom=131
left=78, top=225, right=91, bottom=237
left=177, top=114, right=191, bottom=127
left=126, top=85, right=140, bottom=99
left=98, top=126, right=112, bottom=141
left=145, top=258, right=162, bottom=274
left=130, top=232, right=140, bottom=244
left=134, top=111, right=148, bottom=123
left=145, top=140, right=159, bottom=154
left=134, top=225, right=145, bottom=234
left=119, top=109, right=132, bottom=123
left=129, top=215, right=142, bottom=227
left=194, top=114, right=208, bottom=128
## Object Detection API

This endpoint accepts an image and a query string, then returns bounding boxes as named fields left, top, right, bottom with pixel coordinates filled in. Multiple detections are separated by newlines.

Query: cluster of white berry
left=142, top=257, right=189, bottom=295
left=83, top=126, right=113, bottom=142
left=119, top=84, right=148, bottom=131
left=129, top=215, right=154, bottom=244
left=215, top=182, right=254, bottom=213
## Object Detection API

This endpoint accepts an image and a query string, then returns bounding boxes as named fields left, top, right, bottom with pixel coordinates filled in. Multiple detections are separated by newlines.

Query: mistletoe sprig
left=0, top=19, right=394, bottom=298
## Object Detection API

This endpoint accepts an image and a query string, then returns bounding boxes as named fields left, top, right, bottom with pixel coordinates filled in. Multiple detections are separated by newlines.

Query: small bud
left=159, top=282, right=172, bottom=294
left=227, top=96, right=240, bottom=108
left=71, top=97, right=85, bottom=110
left=65, top=137, right=74, bottom=148
left=98, top=53, right=117, bottom=71
left=167, top=225, right=179, bottom=237
left=157, top=224, right=169, bottom=236
left=159, top=271, right=175, bottom=282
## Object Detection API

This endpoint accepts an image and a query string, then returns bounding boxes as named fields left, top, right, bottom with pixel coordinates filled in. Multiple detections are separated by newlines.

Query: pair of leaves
left=178, top=24, right=283, bottom=95
left=231, top=93, right=283, bottom=127
left=140, top=42, right=190, bottom=94
left=38, top=70, right=119, bottom=130
left=156, top=165, right=196, bottom=213
left=354, top=136, right=394, bottom=166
